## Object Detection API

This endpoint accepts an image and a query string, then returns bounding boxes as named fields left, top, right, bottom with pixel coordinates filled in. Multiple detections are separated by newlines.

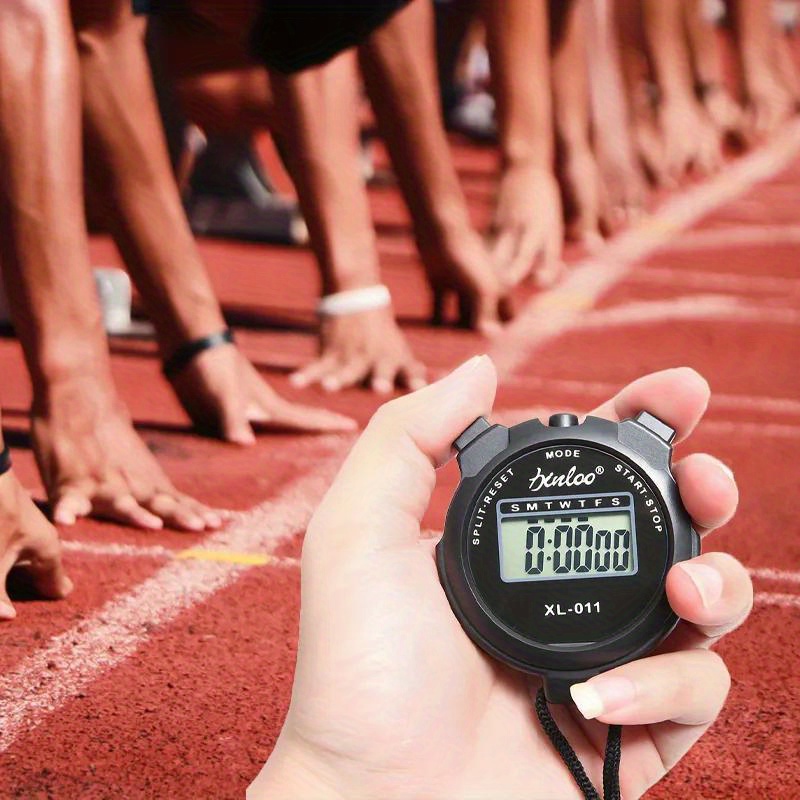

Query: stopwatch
left=437, top=411, right=699, bottom=703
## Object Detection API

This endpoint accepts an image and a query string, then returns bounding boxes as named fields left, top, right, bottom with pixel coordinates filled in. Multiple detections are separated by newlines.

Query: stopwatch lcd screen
left=498, top=497, right=638, bottom=583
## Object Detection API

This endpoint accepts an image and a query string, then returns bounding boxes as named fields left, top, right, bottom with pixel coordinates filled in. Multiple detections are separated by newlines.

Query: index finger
left=588, top=367, right=710, bottom=443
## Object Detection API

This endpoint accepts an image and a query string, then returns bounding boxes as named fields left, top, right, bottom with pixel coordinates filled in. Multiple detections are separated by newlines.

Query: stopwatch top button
left=635, top=410, right=676, bottom=443
left=454, top=416, right=492, bottom=452
left=548, top=413, right=579, bottom=427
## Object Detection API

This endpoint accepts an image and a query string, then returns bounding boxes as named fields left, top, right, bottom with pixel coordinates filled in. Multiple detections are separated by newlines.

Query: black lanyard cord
left=534, top=687, right=622, bottom=800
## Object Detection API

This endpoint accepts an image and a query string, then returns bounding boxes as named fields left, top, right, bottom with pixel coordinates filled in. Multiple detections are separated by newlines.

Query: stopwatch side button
left=453, top=417, right=510, bottom=478
left=634, top=411, right=676, bottom=444
left=453, top=417, right=492, bottom=452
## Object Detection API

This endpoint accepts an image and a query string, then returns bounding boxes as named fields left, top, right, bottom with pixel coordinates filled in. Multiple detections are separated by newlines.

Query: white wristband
left=317, top=284, right=391, bottom=316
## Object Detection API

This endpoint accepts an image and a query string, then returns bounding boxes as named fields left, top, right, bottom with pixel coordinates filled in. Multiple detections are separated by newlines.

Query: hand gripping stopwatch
left=437, top=411, right=699, bottom=798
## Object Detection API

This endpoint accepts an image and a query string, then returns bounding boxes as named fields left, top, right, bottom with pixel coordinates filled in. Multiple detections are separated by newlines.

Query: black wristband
left=162, top=329, right=235, bottom=379
left=0, top=445, right=11, bottom=476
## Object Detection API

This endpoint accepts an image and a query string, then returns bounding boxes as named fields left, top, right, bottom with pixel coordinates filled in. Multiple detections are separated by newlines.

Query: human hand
left=291, top=307, right=427, bottom=394
left=657, top=99, right=724, bottom=180
left=31, top=374, right=223, bottom=531
left=489, top=163, right=564, bottom=288
left=701, top=84, right=747, bottom=142
left=170, top=342, right=356, bottom=442
left=745, top=74, right=797, bottom=141
left=419, top=226, right=512, bottom=336
left=250, top=360, right=749, bottom=799
left=0, top=467, right=72, bottom=620
left=558, top=144, right=608, bottom=250
left=594, top=137, right=648, bottom=232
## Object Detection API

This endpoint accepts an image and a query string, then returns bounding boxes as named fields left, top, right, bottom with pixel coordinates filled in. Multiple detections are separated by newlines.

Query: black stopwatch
left=438, top=411, right=699, bottom=704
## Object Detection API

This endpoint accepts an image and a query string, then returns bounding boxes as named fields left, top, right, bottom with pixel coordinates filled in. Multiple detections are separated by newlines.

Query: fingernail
left=372, top=378, right=393, bottom=395
left=322, top=377, right=340, bottom=392
left=677, top=562, right=724, bottom=608
left=205, top=513, right=223, bottom=528
left=570, top=676, right=637, bottom=720
left=61, top=576, right=75, bottom=596
left=0, top=601, right=17, bottom=620
left=718, top=461, right=735, bottom=482
left=448, top=355, right=485, bottom=379
left=289, top=373, right=306, bottom=387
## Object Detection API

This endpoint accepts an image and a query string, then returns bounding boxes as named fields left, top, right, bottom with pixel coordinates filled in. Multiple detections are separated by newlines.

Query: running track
left=1, top=123, right=799, bottom=799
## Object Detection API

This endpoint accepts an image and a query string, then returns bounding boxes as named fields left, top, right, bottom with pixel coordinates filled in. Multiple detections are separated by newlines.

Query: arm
left=73, top=0, right=353, bottom=431
left=550, top=0, right=606, bottom=245
left=479, top=0, right=564, bottom=285
left=583, top=0, right=647, bottom=223
left=0, top=0, right=220, bottom=530
left=358, top=0, right=508, bottom=330
left=642, top=0, right=724, bottom=178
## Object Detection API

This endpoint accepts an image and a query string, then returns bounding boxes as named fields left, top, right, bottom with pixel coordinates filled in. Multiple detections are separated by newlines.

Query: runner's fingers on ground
left=51, top=483, right=94, bottom=525
left=0, top=544, right=23, bottom=616
left=91, top=483, right=164, bottom=530
left=290, top=354, right=338, bottom=388
left=589, top=367, right=709, bottom=442
left=671, top=454, right=737, bottom=533
left=16, top=532, right=73, bottom=600
left=141, top=492, right=207, bottom=531
left=321, top=356, right=371, bottom=392
left=574, top=649, right=730, bottom=727
left=252, top=392, right=358, bottom=432
left=245, top=373, right=356, bottom=430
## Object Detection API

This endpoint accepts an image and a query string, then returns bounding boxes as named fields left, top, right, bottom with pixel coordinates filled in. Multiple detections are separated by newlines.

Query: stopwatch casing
left=437, top=411, right=699, bottom=704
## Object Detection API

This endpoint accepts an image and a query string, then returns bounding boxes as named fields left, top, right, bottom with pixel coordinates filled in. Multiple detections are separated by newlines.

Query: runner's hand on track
left=0, top=468, right=72, bottom=620
left=250, top=360, right=749, bottom=800
left=31, top=378, right=224, bottom=532
left=290, top=307, right=427, bottom=394
left=170, top=343, right=356, bottom=442
left=421, top=226, right=513, bottom=335
left=489, top=163, right=565, bottom=288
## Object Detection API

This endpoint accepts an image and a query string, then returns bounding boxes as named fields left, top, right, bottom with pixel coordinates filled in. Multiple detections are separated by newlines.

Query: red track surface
left=1, top=129, right=799, bottom=799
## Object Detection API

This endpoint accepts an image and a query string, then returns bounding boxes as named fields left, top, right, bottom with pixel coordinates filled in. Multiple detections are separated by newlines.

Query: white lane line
left=750, top=568, right=800, bottom=585
left=488, top=118, right=800, bottom=379
left=60, top=540, right=174, bottom=560
left=628, top=266, right=800, bottom=297
left=500, top=375, right=800, bottom=417
left=60, top=539, right=300, bottom=569
left=755, top=592, right=800, bottom=609
left=0, top=437, right=349, bottom=753
left=652, top=223, right=800, bottom=251
left=578, top=295, right=800, bottom=329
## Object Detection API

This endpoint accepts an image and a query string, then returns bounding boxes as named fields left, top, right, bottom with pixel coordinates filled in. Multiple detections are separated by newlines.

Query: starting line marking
left=4, top=123, right=800, bottom=756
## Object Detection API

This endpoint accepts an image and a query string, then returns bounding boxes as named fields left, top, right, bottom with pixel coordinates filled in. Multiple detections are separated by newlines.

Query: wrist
left=500, top=137, right=553, bottom=172
left=148, top=288, right=228, bottom=358
left=248, top=737, right=345, bottom=800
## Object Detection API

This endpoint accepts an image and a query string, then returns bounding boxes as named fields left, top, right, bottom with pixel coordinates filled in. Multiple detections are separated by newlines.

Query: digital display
left=497, top=494, right=638, bottom=583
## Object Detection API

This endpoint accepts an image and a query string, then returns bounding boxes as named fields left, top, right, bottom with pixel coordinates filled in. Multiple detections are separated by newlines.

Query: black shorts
left=251, top=0, right=412, bottom=73
left=134, top=0, right=412, bottom=74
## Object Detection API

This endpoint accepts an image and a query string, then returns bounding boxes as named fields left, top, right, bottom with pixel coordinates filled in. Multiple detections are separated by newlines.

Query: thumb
left=306, top=355, right=497, bottom=554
